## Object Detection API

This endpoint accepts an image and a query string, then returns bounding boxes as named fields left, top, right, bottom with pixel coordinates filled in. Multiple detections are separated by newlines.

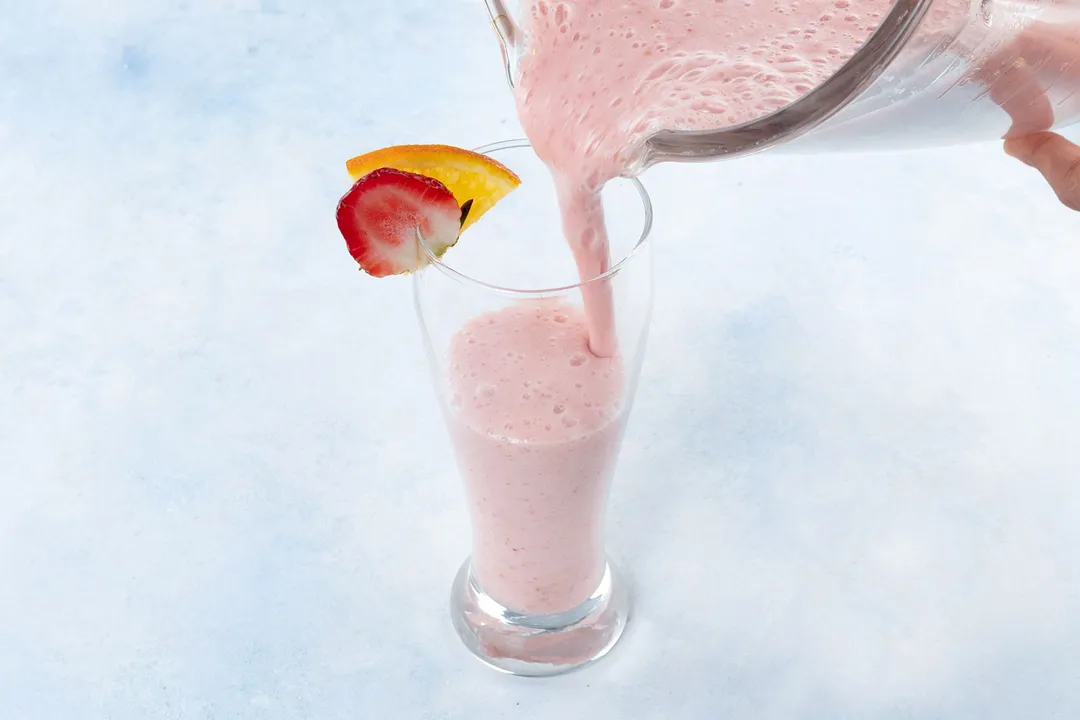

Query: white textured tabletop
left=3, top=2, right=1080, bottom=718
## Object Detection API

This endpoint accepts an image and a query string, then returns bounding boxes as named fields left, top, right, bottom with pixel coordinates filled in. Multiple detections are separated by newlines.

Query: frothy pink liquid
left=515, top=0, right=894, bottom=352
left=447, top=302, right=626, bottom=614
left=448, top=0, right=898, bottom=614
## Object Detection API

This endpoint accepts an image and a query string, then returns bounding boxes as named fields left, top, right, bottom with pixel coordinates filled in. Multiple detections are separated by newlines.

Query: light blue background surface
left=3, top=1, right=1080, bottom=717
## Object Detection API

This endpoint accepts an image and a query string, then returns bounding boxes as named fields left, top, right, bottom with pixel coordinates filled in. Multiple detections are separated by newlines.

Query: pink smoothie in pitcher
left=447, top=301, right=627, bottom=614
left=515, top=0, right=895, bottom=356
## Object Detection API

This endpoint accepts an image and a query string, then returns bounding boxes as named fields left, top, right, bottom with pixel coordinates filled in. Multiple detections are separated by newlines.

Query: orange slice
left=346, top=144, right=521, bottom=233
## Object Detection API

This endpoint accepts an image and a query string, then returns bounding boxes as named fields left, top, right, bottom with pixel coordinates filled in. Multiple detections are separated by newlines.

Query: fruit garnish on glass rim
left=336, top=144, right=521, bottom=278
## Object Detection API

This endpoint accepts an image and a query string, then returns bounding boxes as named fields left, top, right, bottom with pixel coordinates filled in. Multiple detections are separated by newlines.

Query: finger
left=981, top=23, right=1080, bottom=136
left=1004, top=132, right=1080, bottom=211
left=989, top=58, right=1055, bottom=136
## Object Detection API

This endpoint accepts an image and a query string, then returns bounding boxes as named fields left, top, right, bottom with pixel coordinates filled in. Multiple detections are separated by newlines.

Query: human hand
left=981, top=22, right=1077, bottom=137
left=976, top=17, right=1075, bottom=211
left=1004, top=132, right=1080, bottom=211
left=977, top=21, right=1080, bottom=210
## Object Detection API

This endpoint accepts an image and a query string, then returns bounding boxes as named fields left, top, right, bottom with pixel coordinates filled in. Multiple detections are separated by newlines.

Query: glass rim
left=416, top=138, right=653, bottom=297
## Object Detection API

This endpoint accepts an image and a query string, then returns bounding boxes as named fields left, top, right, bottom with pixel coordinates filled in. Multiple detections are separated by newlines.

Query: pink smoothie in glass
left=447, top=301, right=627, bottom=615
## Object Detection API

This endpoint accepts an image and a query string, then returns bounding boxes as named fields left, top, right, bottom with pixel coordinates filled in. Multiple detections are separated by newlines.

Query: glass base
left=449, top=558, right=630, bottom=677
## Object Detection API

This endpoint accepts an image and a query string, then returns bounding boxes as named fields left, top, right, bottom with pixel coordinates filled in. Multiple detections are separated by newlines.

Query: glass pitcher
left=484, top=0, right=1080, bottom=168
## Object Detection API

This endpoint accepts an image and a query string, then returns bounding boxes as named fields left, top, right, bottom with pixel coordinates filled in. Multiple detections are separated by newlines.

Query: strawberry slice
left=336, top=167, right=463, bottom=277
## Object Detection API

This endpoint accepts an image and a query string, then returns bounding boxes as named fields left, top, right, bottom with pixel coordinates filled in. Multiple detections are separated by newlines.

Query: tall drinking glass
left=413, top=140, right=653, bottom=676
